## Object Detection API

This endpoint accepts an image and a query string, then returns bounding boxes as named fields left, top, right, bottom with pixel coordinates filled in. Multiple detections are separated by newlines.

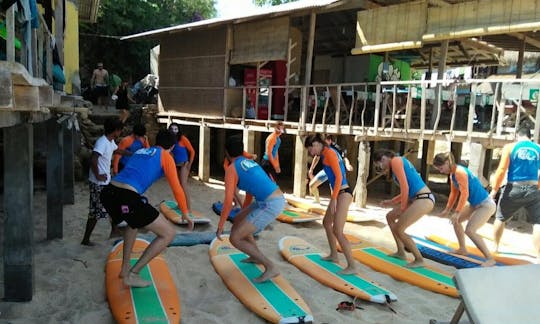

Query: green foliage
left=80, top=0, right=216, bottom=86
left=253, top=0, right=298, bottom=5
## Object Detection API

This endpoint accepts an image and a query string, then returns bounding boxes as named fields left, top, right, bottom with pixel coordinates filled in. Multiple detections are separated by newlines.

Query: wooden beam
left=47, top=118, right=64, bottom=239
left=509, top=32, right=540, bottom=50
left=516, top=38, right=527, bottom=78
left=428, top=0, right=450, bottom=6
left=6, top=5, right=15, bottom=62
left=461, top=38, right=504, bottom=56
left=458, top=43, right=471, bottom=59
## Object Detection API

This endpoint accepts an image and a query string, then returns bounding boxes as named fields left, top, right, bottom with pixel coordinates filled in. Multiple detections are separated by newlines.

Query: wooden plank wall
left=159, top=28, right=227, bottom=116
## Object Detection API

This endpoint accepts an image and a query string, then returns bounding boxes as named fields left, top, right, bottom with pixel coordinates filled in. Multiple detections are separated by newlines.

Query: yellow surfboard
left=106, top=238, right=181, bottom=323
left=344, top=234, right=459, bottom=297
left=209, top=236, right=313, bottom=324
left=160, top=200, right=211, bottom=225
left=285, top=195, right=377, bottom=222
left=280, top=236, right=397, bottom=304
left=277, top=206, right=322, bottom=223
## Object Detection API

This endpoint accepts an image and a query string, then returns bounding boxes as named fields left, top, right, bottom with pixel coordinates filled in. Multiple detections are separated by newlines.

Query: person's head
left=324, top=134, right=336, bottom=146
left=155, top=129, right=176, bottom=150
left=274, top=121, right=285, bottom=135
left=225, top=135, right=244, bottom=158
left=432, top=152, right=456, bottom=175
left=304, top=133, right=327, bottom=157
left=168, top=122, right=182, bottom=138
left=97, top=62, right=104, bottom=70
left=373, top=149, right=396, bottom=172
left=132, top=123, right=146, bottom=137
left=103, top=117, right=123, bottom=136
left=516, top=126, right=532, bottom=139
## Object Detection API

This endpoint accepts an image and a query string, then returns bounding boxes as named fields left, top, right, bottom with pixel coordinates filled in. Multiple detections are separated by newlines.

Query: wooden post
left=54, top=0, right=64, bottom=65
left=431, top=40, right=448, bottom=129
left=374, top=83, right=381, bottom=135
left=63, top=123, right=75, bottom=204
left=4, top=123, right=34, bottom=301
left=304, top=11, right=316, bottom=87
left=420, top=140, right=435, bottom=182
left=47, top=118, right=64, bottom=239
left=198, top=124, right=211, bottom=182
left=223, top=25, right=233, bottom=119
left=468, top=142, right=488, bottom=186
left=215, top=128, right=226, bottom=167
left=516, top=38, right=526, bottom=79
left=467, top=86, right=477, bottom=137
left=534, top=90, right=540, bottom=143
left=354, top=141, right=370, bottom=208
left=6, top=4, right=15, bottom=62
left=293, top=134, right=307, bottom=197
left=243, top=128, right=256, bottom=155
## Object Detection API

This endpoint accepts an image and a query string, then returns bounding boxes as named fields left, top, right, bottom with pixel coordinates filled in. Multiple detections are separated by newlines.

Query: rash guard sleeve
left=453, top=167, right=470, bottom=212
left=161, top=150, right=189, bottom=215
left=113, top=136, right=135, bottom=174
left=325, top=150, right=343, bottom=199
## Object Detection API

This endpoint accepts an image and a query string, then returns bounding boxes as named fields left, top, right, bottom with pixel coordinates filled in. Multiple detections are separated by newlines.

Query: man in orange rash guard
left=489, top=126, right=540, bottom=261
left=112, top=123, right=150, bottom=175
left=217, top=136, right=285, bottom=282
left=223, top=150, right=257, bottom=208
left=101, top=129, right=193, bottom=288
left=260, top=121, right=285, bottom=182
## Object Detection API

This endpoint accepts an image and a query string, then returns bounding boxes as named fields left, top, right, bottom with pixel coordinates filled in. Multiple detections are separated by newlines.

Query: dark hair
left=433, top=151, right=456, bottom=168
left=155, top=129, right=176, bottom=149
left=225, top=136, right=244, bottom=157
left=373, top=149, right=395, bottom=162
left=103, top=117, right=123, bottom=135
left=132, top=124, right=146, bottom=137
left=325, top=134, right=336, bottom=143
left=168, top=122, right=183, bottom=139
left=304, top=133, right=326, bottom=148
left=517, top=126, right=532, bottom=139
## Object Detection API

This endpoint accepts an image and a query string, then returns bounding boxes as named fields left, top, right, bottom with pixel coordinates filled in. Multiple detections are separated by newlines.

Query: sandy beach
left=0, top=175, right=535, bottom=324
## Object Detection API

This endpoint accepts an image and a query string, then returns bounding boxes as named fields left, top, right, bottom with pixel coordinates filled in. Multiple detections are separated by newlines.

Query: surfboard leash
left=385, top=294, right=397, bottom=314
left=336, top=296, right=364, bottom=311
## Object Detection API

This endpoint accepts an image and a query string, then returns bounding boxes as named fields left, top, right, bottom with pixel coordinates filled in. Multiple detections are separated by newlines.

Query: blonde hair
left=433, top=152, right=456, bottom=169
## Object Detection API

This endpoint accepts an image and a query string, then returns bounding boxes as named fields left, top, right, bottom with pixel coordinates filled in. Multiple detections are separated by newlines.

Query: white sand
left=0, top=177, right=534, bottom=323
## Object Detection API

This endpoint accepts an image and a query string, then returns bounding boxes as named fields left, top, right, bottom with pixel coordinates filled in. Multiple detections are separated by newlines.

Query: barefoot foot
left=337, top=266, right=358, bottom=275
left=241, top=257, right=260, bottom=264
left=81, top=240, right=95, bottom=246
left=405, top=260, right=424, bottom=268
left=123, top=272, right=151, bottom=288
left=450, top=249, right=468, bottom=255
left=321, top=254, right=339, bottom=263
left=389, top=252, right=407, bottom=260
left=253, top=268, right=279, bottom=283
left=481, top=258, right=496, bottom=267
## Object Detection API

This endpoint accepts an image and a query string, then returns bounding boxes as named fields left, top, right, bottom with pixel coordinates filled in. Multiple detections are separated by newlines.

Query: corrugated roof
left=121, top=0, right=340, bottom=40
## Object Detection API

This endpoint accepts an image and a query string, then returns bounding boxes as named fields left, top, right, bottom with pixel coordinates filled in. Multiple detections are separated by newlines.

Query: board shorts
left=88, top=181, right=108, bottom=220
left=496, top=183, right=540, bottom=224
left=94, top=85, right=109, bottom=97
left=100, top=184, right=159, bottom=229
left=260, top=158, right=278, bottom=182
left=246, top=195, right=285, bottom=233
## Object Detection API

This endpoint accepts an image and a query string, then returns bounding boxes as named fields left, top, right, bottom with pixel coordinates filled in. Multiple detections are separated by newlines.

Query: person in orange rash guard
left=112, top=123, right=150, bottom=175
left=217, top=136, right=285, bottom=283
left=223, top=150, right=257, bottom=208
left=100, top=129, right=193, bottom=288
left=260, top=121, right=285, bottom=182
left=374, top=149, right=434, bottom=268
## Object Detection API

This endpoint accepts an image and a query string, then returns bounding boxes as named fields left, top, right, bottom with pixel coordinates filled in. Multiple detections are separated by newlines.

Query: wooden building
left=1, top=0, right=98, bottom=301
left=122, top=0, right=540, bottom=208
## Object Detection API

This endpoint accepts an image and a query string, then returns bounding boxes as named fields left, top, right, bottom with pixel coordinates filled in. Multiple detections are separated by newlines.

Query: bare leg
left=81, top=218, right=98, bottom=245
left=119, top=226, right=138, bottom=278
left=321, top=207, right=339, bottom=262
left=395, top=198, right=434, bottom=268
left=124, top=215, right=175, bottom=287
left=230, top=219, right=278, bottom=283
left=180, top=164, right=191, bottom=210
left=386, top=209, right=407, bottom=259
left=451, top=206, right=471, bottom=255
left=492, top=218, right=506, bottom=253
left=332, top=192, right=357, bottom=274
left=309, top=178, right=324, bottom=203
left=241, top=235, right=261, bottom=264
left=465, top=201, right=496, bottom=267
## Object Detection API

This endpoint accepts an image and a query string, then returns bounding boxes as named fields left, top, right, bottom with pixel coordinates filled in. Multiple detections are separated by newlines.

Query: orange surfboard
left=106, top=238, right=181, bottom=323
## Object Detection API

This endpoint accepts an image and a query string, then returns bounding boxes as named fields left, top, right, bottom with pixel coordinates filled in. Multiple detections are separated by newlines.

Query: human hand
left=251, top=154, right=257, bottom=160
left=440, top=209, right=450, bottom=218
left=182, top=213, right=194, bottom=231
left=276, top=167, right=281, bottom=174
left=97, top=173, right=108, bottom=182
left=449, top=212, right=460, bottom=225
left=216, top=227, right=224, bottom=241
left=380, top=199, right=393, bottom=208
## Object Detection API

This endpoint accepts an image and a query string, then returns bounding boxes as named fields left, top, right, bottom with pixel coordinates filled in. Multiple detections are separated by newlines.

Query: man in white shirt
left=82, top=118, right=128, bottom=245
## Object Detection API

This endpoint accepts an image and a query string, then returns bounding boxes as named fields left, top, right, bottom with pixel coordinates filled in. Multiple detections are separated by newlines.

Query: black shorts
left=496, top=183, right=540, bottom=224
left=100, top=184, right=159, bottom=229
left=94, top=85, right=109, bottom=97
left=338, top=187, right=353, bottom=195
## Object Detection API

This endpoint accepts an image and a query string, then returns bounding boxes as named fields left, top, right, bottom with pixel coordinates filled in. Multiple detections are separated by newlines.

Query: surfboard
left=212, top=201, right=321, bottom=223
left=209, top=236, right=313, bottom=324
left=138, top=232, right=217, bottom=246
left=106, top=238, right=181, bottom=324
left=426, top=234, right=531, bottom=266
left=343, top=234, right=458, bottom=297
left=411, top=235, right=505, bottom=268
left=160, top=200, right=211, bottom=225
left=285, top=196, right=377, bottom=222
left=279, top=236, right=397, bottom=304
left=211, top=201, right=240, bottom=221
